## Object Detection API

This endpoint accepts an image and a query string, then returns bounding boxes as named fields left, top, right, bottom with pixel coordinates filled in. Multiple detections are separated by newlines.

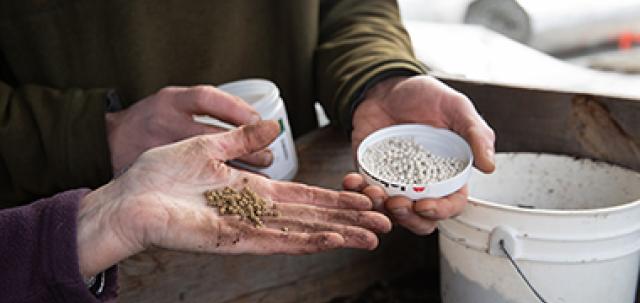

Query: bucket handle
left=489, top=226, right=550, bottom=303
left=488, top=225, right=520, bottom=257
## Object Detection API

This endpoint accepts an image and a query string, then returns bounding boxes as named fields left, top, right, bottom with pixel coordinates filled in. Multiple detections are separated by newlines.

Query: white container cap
left=217, top=79, right=280, bottom=116
left=357, top=124, right=473, bottom=199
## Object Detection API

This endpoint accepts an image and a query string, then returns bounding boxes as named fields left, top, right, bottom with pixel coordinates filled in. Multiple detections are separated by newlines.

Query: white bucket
left=439, top=153, right=640, bottom=303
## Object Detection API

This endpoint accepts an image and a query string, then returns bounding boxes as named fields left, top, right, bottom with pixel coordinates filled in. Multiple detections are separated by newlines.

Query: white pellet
left=362, top=137, right=466, bottom=184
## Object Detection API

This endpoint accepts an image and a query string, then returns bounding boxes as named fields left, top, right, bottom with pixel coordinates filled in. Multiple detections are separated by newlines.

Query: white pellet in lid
left=357, top=124, right=473, bottom=199
left=362, top=137, right=466, bottom=184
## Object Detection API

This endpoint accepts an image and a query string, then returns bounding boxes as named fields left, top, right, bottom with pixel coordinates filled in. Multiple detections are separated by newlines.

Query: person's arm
left=315, top=1, right=496, bottom=234
left=0, top=189, right=118, bottom=302
left=0, top=82, right=272, bottom=209
left=0, top=121, right=392, bottom=302
left=315, top=0, right=427, bottom=131
left=0, top=81, right=114, bottom=208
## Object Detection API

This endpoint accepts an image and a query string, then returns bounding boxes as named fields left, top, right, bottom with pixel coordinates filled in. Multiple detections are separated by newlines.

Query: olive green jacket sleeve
left=0, top=81, right=113, bottom=208
left=316, top=0, right=428, bottom=131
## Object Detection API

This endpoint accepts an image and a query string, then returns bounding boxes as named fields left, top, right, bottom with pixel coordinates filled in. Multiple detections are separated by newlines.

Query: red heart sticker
left=413, top=186, right=425, bottom=192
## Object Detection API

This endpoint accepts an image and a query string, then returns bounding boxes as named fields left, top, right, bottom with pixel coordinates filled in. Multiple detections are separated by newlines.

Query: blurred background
left=397, top=0, right=640, bottom=99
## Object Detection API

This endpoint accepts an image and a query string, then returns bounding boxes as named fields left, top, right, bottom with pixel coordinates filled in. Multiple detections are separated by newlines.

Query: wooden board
left=443, top=77, right=640, bottom=171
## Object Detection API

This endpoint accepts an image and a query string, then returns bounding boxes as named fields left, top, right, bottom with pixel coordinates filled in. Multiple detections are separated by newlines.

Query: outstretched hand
left=346, top=75, right=495, bottom=235
left=77, top=121, right=391, bottom=278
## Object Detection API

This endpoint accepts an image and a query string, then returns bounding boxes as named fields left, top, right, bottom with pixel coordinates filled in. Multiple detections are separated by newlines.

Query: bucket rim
left=468, top=196, right=640, bottom=216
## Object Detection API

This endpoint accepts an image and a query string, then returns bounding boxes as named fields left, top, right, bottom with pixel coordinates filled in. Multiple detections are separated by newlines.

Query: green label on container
left=278, top=118, right=285, bottom=134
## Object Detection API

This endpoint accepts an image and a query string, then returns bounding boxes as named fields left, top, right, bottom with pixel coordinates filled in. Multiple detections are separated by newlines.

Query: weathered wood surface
left=118, top=127, right=431, bottom=303
left=443, top=77, right=640, bottom=171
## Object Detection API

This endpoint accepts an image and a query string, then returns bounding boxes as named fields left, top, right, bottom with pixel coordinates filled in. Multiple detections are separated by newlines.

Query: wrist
left=363, top=76, right=407, bottom=101
left=105, top=111, right=127, bottom=174
left=346, top=70, right=417, bottom=134
left=353, top=76, right=410, bottom=124
left=77, top=180, right=144, bottom=279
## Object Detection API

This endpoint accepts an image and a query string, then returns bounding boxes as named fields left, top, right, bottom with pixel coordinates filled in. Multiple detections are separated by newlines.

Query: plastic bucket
left=439, top=153, right=640, bottom=303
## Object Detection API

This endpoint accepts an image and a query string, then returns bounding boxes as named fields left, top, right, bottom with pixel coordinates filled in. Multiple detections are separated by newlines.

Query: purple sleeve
left=0, top=189, right=118, bottom=302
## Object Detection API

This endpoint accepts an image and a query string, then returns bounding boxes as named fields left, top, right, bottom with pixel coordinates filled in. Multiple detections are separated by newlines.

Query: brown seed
left=203, top=186, right=278, bottom=227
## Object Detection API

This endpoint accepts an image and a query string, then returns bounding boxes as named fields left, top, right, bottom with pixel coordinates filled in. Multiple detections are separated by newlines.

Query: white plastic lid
left=217, top=79, right=279, bottom=115
left=357, top=124, right=473, bottom=199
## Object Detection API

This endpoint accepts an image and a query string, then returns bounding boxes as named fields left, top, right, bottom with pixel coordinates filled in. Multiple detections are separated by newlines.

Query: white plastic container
left=194, top=79, right=298, bottom=180
left=439, top=153, right=640, bottom=303
left=356, top=124, right=473, bottom=199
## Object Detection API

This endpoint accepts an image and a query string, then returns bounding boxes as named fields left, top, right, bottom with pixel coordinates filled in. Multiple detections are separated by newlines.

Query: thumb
left=175, top=85, right=261, bottom=126
left=445, top=94, right=496, bottom=173
left=457, top=122, right=496, bottom=173
left=212, top=120, right=281, bottom=161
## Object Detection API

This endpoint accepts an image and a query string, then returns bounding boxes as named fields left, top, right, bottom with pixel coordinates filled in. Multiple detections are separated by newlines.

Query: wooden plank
left=118, top=127, right=428, bottom=303
left=443, top=78, right=640, bottom=171
left=118, top=230, right=427, bottom=303
left=293, top=127, right=354, bottom=189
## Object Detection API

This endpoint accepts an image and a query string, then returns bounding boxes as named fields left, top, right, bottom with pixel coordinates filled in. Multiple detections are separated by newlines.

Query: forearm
left=316, top=0, right=426, bottom=130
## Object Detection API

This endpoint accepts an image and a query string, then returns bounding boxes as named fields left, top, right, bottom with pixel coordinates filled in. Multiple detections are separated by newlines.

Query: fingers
left=174, top=85, right=260, bottom=126
left=342, top=173, right=367, bottom=191
left=177, top=86, right=273, bottom=167
left=152, top=205, right=346, bottom=255
left=342, top=173, right=387, bottom=211
left=209, top=120, right=280, bottom=161
left=361, top=185, right=387, bottom=211
left=447, top=97, right=496, bottom=173
left=262, top=217, right=379, bottom=250
left=413, top=186, right=468, bottom=220
left=341, top=172, right=465, bottom=235
left=384, top=196, right=438, bottom=235
left=382, top=187, right=468, bottom=235
left=235, top=149, right=274, bottom=167
left=267, top=181, right=373, bottom=210
left=186, top=123, right=274, bottom=167
left=462, top=124, right=496, bottom=173
left=275, top=203, right=392, bottom=233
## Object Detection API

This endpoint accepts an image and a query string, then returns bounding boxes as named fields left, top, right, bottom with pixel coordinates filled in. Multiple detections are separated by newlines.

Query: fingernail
left=416, top=225, right=437, bottom=236
left=262, top=150, right=274, bottom=166
left=486, top=148, right=495, bottom=164
left=390, top=207, right=409, bottom=217
left=249, top=114, right=261, bottom=125
left=419, top=210, right=437, bottom=218
left=373, top=198, right=384, bottom=210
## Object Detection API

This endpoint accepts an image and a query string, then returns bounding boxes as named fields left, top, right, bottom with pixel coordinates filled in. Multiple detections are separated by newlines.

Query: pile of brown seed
left=204, top=186, right=279, bottom=227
